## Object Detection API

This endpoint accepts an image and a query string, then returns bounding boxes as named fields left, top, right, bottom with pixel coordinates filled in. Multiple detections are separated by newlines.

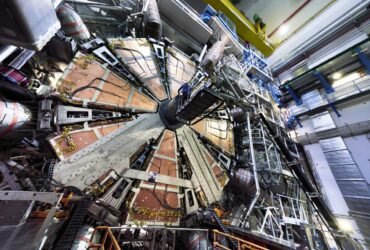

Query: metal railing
left=213, top=229, right=268, bottom=250
left=327, top=75, right=370, bottom=101
left=88, top=226, right=210, bottom=250
left=88, top=226, right=120, bottom=250
left=277, top=195, right=308, bottom=225
left=289, top=75, right=370, bottom=116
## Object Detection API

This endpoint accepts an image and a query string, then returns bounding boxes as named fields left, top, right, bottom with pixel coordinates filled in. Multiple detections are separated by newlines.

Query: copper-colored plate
left=144, top=130, right=177, bottom=188
left=111, top=38, right=167, bottom=101
left=130, top=188, right=179, bottom=223
left=49, top=122, right=125, bottom=160
left=57, top=52, right=157, bottom=112
left=56, top=131, right=98, bottom=159
left=167, top=48, right=196, bottom=98
left=156, top=130, right=176, bottom=159
left=127, top=129, right=181, bottom=224
left=191, top=119, right=235, bottom=156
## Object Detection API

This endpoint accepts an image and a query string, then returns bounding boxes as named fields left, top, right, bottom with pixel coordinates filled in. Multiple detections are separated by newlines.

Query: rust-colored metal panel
left=129, top=189, right=180, bottom=224
left=167, top=48, right=196, bottom=98
left=56, top=130, right=98, bottom=159
left=110, top=38, right=167, bottom=101
left=156, top=130, right=176, bottom=159
left=191, top=119, right=235, bottom=156
left=97, top=124, right=124, bottom=137
left=203, top=148, right=229, bottom=188
left=95, top=73, right=131, bottom=107
left=144, top=130, right=177, bottom=188
left=127, top=129, right=181, bottom=225
left=130, top=90, right=157, bottom=111
left=49, top=122, right=125, bottom=160
left=64, top=56, right=105, bottom=100
left=57, top=52, right=157, bottom=112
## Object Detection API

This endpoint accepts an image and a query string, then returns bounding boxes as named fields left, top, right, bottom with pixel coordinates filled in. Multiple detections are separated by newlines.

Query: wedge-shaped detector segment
left=49, top=122, right=127, bottom=161
left=167, top=47, right=196, bottom=98
left=56, top=52, right=157, bottom=112
left=125, top=130, right=182, bottom=226
left=177, top=126, right=228, bottom=206
left=109, top=38, right=167, bottom=101
left=191, top=118, right=235, bottom=156
left=52, top=113, right=164, bottom=190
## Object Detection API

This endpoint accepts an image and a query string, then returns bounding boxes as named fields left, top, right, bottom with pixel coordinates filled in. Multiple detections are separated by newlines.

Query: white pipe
left=246, top=112, right=261, bottom=217
left=198, top=44, right=208, bottom=63
left=0, top=45, right=17, bottom=63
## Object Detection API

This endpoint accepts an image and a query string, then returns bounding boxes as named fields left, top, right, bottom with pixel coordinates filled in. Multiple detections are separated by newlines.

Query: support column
left=286, top=85, right=302, bottom=105
left=355, top=47, right=370, bottom=75
left=312, top=71, right=334, bottom=94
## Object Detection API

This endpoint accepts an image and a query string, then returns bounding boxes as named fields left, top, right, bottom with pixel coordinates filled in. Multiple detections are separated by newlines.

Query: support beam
left=355, top=47, right=370, bottom=75
left=286, top=85, right=302, bottom=105
left=202, top=0, right=274, bottom=56
left=312, top=71, right=334, bottom=94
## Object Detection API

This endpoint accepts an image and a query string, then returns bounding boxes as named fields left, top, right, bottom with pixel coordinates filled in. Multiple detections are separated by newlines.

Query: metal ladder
left=285, top=223, right=294, bottom=245
left=54, top=198, right=91, bottom=250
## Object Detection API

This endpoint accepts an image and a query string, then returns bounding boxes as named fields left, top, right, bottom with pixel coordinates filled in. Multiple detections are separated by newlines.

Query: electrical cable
left=114, top=45, right=158, bottom=75
left=69, top=76, right=130, bottom=98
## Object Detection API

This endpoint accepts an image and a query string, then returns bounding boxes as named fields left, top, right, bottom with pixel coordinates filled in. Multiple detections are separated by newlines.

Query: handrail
left=289, top=75, right=370, bottom=116
left=89, top=226, right=270, bottom=250
left=88, top=226, right=120, bottom=250
left=213, top=229, right=269, bottom=250
left=245, top=113, right=261, bottom=218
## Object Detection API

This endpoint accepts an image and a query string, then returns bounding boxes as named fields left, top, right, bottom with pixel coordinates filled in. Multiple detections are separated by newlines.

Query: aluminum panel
left=337, top=181, right=370, bottom=197
left=301, top=89, right=324, bottom=109
left=311, top=112, right=336, bottom=132
left=329, top=164, right=363, bottom=179
left=351, top=215, right=370, bottom=241
left=158, top=0, right=212, bottom=44
left=324, top=150, right=355, bottom=165
left=53, top=113, right=165, bottom=190
left=346, top=197, right=370, bottom=212
left=319, top=137, right=346, bottom=152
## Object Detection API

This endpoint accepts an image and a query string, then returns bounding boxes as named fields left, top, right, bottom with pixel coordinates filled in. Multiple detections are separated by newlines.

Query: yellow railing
left=213, top=229, right=269, bottom=250
left=88, top=226, right=120, bottom=250
left=87, top=226, right=269, bottom=250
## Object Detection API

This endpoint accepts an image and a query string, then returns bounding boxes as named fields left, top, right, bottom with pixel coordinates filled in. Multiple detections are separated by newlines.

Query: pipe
left=200, top=35, right=229, bottom=73
left=268, top=0, right=311, bottom=38
left=198, top=44, right=208, bottom=63
left=245, top=112, right=260, bottom=218
left=0, top=45, right=17, bottom=63
left=145, top=0, right=162, bottom=40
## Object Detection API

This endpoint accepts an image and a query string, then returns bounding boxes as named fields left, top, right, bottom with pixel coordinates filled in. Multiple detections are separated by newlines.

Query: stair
left=176, top=88, right=221, bottom=123
left=54, top=198, right=91, bottom=250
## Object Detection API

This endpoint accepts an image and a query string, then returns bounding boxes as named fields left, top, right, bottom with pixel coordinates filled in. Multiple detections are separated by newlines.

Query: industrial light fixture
left=337, top=218, right=353, bottom=233
left=332, top=72, right=342, bottom=80
left=279, top=24, right=289, bottom=35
